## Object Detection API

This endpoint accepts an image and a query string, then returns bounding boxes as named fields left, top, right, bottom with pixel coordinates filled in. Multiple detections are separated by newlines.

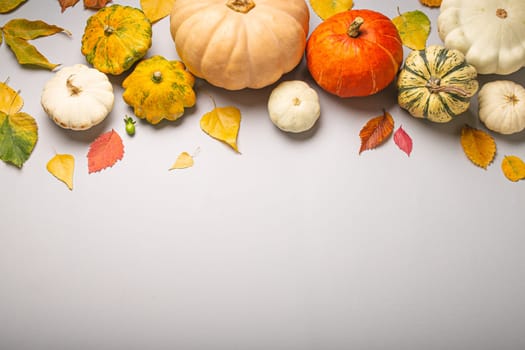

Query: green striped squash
left=397, top=45, right=479, bottom=123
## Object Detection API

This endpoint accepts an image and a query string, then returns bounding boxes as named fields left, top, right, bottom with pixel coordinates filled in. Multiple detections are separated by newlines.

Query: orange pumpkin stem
left=226, top=0, right=255, bottom=13
left=347, top=17, right=365, bottom=38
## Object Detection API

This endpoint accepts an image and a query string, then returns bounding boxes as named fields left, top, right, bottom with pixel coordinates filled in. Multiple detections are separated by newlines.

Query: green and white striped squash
left=397, top=45, right=479, bottom=123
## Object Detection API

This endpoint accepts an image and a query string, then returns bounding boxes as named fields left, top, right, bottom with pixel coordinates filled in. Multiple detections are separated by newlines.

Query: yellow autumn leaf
left=501, top=155, right=525, bottom=182
left=47, top=153, right=74, bottom=190
left=309, top=0, right=353, bottom=20
left=392, top=10, right=431, bottom=50
left=0, top=80, right=24, bottom=115
left=200, top=103, right=241, bottom=153
left=140, top=0, right=175, bottom=23
left=460, top=125, right=496, bottom=169
left=169, top=151, right=194, bottom=170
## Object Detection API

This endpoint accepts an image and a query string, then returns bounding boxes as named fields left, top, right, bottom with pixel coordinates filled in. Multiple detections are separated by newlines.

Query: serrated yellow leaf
left=140, top=0, right=176, bottom=23
left=47, top=154, right=74, bottom=190
left=501, top=155, right=525, bottom=182
left=0, top=81, right=23, bottom=115
left=200, top=105, right=241, bottom=153
left=460, top=125, right=496, bottom=169
left=309, top=0, right=353, bottom=20
left=169, top=151, right=194, bottom=170
left=392, top=10, right=430, bottom=50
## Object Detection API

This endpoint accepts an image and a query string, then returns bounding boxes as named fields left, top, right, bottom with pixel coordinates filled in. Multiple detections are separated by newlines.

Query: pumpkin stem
left=496, top=8, right=508, bottom=19
left=66, top=75, right=82, bottom=96
left=103, top=24, right=115, bottom=36
left=226, top=0, right=255, bottom=13
left=426, top=77, right=470, bottom=97
left=152, top=71, right=163, bottom=83
left=292, top=97, right=301, bottom=106
left=347, top=17, right=365, bottom=38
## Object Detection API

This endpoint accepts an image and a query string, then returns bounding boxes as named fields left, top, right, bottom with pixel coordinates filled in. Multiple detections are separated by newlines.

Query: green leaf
left=0, top=111, right=38, bottom=168
left=392, top=10, right=430, bottom=50
left=0, top=0, right=27, bottom=13
left=1, top=19, right=71, bottom=70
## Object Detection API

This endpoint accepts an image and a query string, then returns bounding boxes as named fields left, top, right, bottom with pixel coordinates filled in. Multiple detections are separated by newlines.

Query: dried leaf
left=140, top=0, right=175, bottom=23
left=200, top=102, right=241, bottom=153
left=460, top=125, right=496, bottom=169
left=392, top=10, right=431, bottom=50
left=87, top=129, right=124, bottom=173
left=58, top=0, right=80, bottom=12
left=83, top=0, right=112, bottom=10
left=0, top=81, right=38, bottom=168
left=394, top=125, right=413, bottom=156
left=47, top=154, right=75, bottom=190
left=419, top=0, right=442, bottom=8
left=0, top=0, right=26, bottom=13
left=359, top=110, right=394, bottom=154
left=1, top=19, right=71, bottom=70
left=309, top=0, right=353, bottom=20
left=169, top=151, right=194, bottom=170
left=501, top=155, right=525, bottom=182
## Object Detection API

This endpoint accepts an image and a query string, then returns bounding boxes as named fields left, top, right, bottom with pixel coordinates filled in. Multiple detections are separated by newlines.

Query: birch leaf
left=140, top=0, right=176, bottom=23
left=392, top=10, right=430, bottom=50
left=58, top=0, right=80, bottom=12
left=359, top=110, right=394, bottom=154
left=169, top=151, right=194, bottom=170
left=501, top=155, right=525, bottom=182
left=0, top=0, right=26, bottom=13
left=87, top=129, right=124, bottom=173
left=394, top=125, right=413, bottom=156
left=309, top=0, right=353, bottom=20
left=460, top=125, right=496, bottom=169
left=0, top=81, right=38, bottom=168
left=1, top=19, right=71, bottom=70
left=200, top=104, right=241, bottom=153
left=47, top=154, right=75, bottom=190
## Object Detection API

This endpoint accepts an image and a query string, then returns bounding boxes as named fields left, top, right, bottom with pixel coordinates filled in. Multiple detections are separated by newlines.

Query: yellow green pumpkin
left=122, top=55, right=196, bottom=125
left=81, top=5, right=152, bottom=75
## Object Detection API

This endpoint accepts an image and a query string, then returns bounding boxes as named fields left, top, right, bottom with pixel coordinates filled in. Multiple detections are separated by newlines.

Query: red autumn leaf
left=87, top=129, right=124, bottom=173
left=359, top=110, right=394, bottom=154
left=58, top=0, right=80, bottom=12
left=393, top=125, right=413, bottom=156
left=83, top=0, right=112, bottom=10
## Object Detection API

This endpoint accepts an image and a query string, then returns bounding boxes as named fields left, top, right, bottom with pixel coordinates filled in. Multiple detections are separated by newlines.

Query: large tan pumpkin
left=170, top=0, right=309, bottom=90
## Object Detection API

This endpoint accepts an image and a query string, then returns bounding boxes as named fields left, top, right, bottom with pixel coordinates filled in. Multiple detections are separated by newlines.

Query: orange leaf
left=460, top=125, right=496, bottom=169
left=87, top=129, right=124, bottom=173
left=58, top=0, right=80, bottom=12
left=501, top=155, right=525, bottom=182
left=83, top=0, right=111, bottom=10
left=359, top=110, right=394, bottom=154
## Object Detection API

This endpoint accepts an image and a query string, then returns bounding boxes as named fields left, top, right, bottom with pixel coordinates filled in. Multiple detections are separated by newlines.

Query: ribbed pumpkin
left=169, top=0, right=309, bottom=90
left=305, top=9, right=403, bottom=98
left=81, top=5, right=152, bottom=75
left=397, top=45, right=479, bottom=123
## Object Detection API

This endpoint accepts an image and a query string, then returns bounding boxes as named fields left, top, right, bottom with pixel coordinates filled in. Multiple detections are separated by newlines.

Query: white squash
left=438, top=0, right=525, bottom=75
left=41, top=64, right=114, bottom=130
left=267, top=80, right=320, bottom=133
left=478, top=80, right=525, bottom=135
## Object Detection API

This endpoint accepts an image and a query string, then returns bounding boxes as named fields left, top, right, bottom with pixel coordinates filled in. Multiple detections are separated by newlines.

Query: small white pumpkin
left=478, top=80, right=525, bottom=135
left=438, top=0, right=525, bottom=75
left=41, top=64, right=114, bottom=130
left=268, top=80, right=321, bottom=133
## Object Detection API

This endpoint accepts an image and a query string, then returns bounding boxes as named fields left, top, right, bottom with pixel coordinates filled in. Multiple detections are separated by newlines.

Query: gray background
left=1, top=1, right=525, bottom=349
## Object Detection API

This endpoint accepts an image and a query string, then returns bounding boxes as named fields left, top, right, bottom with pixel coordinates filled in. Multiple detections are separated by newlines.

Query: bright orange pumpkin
left=306, top=9, right=403, bottom=98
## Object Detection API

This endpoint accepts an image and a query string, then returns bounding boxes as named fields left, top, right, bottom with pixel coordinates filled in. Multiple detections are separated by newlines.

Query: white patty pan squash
left=478, top=80, right=525, bottom=135
left=438, top=0, right=525, bottom=75
left=268, top=80, right=320, bottom=133
left=41, top=64, right=114, bottom=130
left=170, top=0, right=310, bottom=90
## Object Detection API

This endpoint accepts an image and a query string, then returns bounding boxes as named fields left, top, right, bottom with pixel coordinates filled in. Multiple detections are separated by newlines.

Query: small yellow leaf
left=501, top=155, right=525, bottom=182
left=200, top=105, right=241, bottom=153
left=460, top=125, right=496, bottom=169
left=140, top=0, right=175, bottom=23
left=392, top=10, right=431, bottom=50
left=309, top=0, right=353, bottom=20
left=0, top=80, right=24, bottom=115
left=169, top=151, right=194, bottom=170
left=47, top=153, right=74, bottom=190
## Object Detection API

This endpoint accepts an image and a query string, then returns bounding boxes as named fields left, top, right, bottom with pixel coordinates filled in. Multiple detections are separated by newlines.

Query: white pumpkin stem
left=66, top=75, right=82, bottom=96
left=347, top=17, right=365, bottom=38
left=226, top=0, right=255, bottom=13
left=426, top=77, right=469, bottom=97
